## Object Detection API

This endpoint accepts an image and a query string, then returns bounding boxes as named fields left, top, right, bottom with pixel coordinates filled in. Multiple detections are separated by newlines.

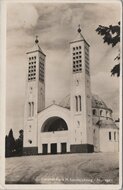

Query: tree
left=15, top=129, right=24, bottom=156
left=5, top=129, right=24, bottom=157
left=96, top=22, right=120, bottom=77
left=5, top=135, right=9, bottom=157
left=5, top=129, right=16, bottom=157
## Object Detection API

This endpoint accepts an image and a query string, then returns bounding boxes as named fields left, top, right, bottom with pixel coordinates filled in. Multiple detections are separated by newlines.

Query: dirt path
left=5, top=153, right=119, bottom=184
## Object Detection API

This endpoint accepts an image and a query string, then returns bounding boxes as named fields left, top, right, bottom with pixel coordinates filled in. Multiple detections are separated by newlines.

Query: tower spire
left=77, top=24, right=86, bottom=42
left=77, top=24, right=81, bottom=33
left=35, top=35, right=39, bottom=44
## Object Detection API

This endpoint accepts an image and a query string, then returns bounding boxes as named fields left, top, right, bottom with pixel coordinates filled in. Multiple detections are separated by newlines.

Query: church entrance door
left=61, top=143, right=67, bottom=153
left=42, top=144, right=48, bottom=154
left=51, top=143, right=57, bottom=154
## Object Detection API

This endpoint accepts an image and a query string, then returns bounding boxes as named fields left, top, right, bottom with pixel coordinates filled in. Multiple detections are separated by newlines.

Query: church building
left=23, top=27, right=119, bottom=155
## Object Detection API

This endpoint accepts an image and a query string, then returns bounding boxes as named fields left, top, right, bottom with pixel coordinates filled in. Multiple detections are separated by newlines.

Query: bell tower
left=23, top=36, right=46, bottom=154
left=70, top=26, right=93, bottom=153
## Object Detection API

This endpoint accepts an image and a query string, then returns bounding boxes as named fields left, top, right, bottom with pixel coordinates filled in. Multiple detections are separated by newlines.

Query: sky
left=6, top=2, right=121, bottom=138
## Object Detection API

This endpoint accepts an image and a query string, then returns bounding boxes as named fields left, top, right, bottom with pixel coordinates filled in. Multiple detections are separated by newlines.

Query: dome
left=96, top=119, right=118, bottom=129
left=92, top=94, right=109, bottom=109
left=59, top=94, right=111, bottom=111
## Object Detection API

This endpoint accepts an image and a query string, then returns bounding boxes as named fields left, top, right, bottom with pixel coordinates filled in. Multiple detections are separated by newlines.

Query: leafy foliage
left=111, top=64, right=120, bottom=77
left=5, top=129, right=16, bottom=157
left=15, top=130, right=24, bottom=156
left=96, top=22, right=120, bottom=77
left=5, top=129, right=24, bottom=157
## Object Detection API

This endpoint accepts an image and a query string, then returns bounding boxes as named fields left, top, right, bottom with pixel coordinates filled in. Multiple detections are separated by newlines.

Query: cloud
left=7, top=30, right=32, bottom=55
left=7, top=3, right=39, bottom=30
left=91, top=72, right=119, bottom=97
left=61, top=8, right=73, bottom=25
left=6, top=2, right=121, bottom=137
left=83, top=3, right=120, bottom=25
left=6, top=55, right=26, bottom=138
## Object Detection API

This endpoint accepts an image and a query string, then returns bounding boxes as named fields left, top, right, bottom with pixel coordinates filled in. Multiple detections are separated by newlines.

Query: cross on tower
left=35, top=35, right=39, bottom=44
left=78, top=24, right=81, bottom=33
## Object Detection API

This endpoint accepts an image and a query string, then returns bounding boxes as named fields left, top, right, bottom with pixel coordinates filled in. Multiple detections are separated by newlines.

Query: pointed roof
left=73, top=32, right=85, bottom=42
left=70, top=25, right=90, bottom=46
left=26, top=36, right=45, bottom=55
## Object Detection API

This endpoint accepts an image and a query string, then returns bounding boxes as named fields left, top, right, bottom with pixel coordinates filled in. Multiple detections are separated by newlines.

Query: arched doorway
left=41, top=117, right=69, bottom=154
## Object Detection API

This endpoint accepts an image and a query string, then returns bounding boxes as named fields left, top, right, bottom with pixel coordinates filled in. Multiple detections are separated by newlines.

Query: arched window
left=93, top=109, right=96, bottom=116
left=28, top=102, right=34, bottom=117
left=109, top=132, right=111, bottom=140
left=100, top=110, right=103, bottom=116
left=32, top=102, right=34, bottom=116
left=79, top=95, right=81, bottom=111
left=75, top=96, right=78, bottom=112
left=28, top=102, right=31, bottom=117
left=114, top=131, right=116, bottom=141
left=41, top=117, right=68, bottom=132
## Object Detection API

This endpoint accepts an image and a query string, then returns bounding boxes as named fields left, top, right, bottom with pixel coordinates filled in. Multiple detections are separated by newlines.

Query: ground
left=5, top=153, right=119, bottom=184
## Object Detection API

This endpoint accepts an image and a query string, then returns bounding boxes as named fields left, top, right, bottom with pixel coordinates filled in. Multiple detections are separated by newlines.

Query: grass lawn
left=5, top=152, right=119, bottom=184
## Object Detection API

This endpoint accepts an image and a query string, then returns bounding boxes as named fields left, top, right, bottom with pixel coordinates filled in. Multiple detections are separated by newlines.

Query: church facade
left=23, top=28, right=119, bottom=155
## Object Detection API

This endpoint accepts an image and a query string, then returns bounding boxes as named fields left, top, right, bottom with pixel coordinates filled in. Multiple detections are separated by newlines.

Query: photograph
left=1, top=0, right=122, bottom=189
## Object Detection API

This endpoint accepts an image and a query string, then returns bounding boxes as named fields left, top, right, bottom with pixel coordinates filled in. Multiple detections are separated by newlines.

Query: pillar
left=57, top=143, right=61, bottom=153
left=67, top=142, right=70, bottom=152
left=48, top=143, right=50, bottom=154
